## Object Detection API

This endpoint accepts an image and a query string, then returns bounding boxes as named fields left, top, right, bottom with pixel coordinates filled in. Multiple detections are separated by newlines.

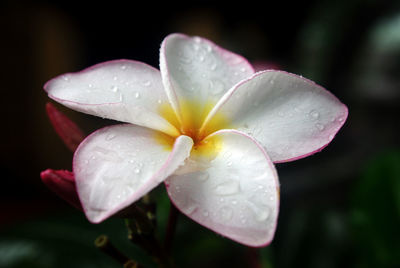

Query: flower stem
left=125, top=202, right=175, bottom=268
left=164, top=203, right=179, bottom=254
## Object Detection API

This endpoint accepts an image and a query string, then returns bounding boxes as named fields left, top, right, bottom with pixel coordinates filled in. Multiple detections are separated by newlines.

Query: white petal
left=73, top=124, right=193, bottom=223
left=160, top=33, right=254, bottom=125
left=45, top=60, right=179, bottom=137
left=166, top=129, right=279, bottom=247
left=202, top=71, right=348, bottom=162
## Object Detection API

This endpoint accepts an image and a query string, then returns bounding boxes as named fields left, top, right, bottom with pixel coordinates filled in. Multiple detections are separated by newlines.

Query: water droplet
left=199, top=55, right=205, bottom=62
left=227, top=161, right=232, bottom=167
left=215, top=180, right=240, bottom=195
left=316, top=123, right=325, bottom=131
left=128, top=159, right=134, bottom=164
left=223, top=151, right=232, bottom=159
left=246, top=201, right=270, bottom=222
left=338, top=116, right=344, bottom=122
left=182, top=202, right=198, bottom=215
left=135, top=92, right=140, bottom=99
left=134, top=168, right=141, bottom=174
left=62, top=75, right=69, bottom=81
left=206, top=44, right=212, bottom=52
left=179, top=55, right=192, bottom=64
left=111, top=85, right=118, bottom=92
left=218, top=206, right=233, bottom=221
left=209, top=79, right=225, bottom=95
left=231, top=199, right=238, bottom=205
left=278, top=111, right=285, bottom=117
left=240, top=67, right=246, bottom=72
left=193, top=37, right=202, bottom=43
left=113, top=76, right=118, bottom=81
left=309, top=109, right=320, bottom=120
left=231, top=57, right=243, bottom=65
left=255, top=208, right=270, bottom=222
left=196, top=171, right=209, bottom=181
left=142, top=80, right=151, bottom=87
left=210, top=63, right=217, bottom=70
left=193, top=44, right=200, bottom=51
left=157, top=99, right=162, bottom=104
left=120, top=65, right=127, bottom=70
left=105, top=133, right=116, bottom=141
left=88, top=83, right=93, bottom=88
left=220, top=197, right=225, bottom=202
left=202, top=210, right=209, bottom=217
left=175, top=186, right=181, bottom=192
left=270, top=79, right=275, bottom=85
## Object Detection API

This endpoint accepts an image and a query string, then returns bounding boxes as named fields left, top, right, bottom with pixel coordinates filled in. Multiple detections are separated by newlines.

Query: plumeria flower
left=43, top=33, right=347, bottom=247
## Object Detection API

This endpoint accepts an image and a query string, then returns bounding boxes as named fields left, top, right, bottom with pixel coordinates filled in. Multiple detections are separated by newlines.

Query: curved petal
left=166, top=130, right=279, bottom=247
left=202, top=71, right=348, bottom=162
left=160, top=33, right=254, bottom=128
left=73, top=124, right=193, bottom=223
left=44, top=60, right=179, bottom=137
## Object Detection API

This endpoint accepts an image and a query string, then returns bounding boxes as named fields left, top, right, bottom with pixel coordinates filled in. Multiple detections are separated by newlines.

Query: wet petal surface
left=160, top=33, right=254, bottom=129
left=166, top=129, right=279, bottom=247
left=45, top=60, right=179, bottom=137
left=203, top=71, right=348, bottom=162
left=74, top=124, right=193, bottom=223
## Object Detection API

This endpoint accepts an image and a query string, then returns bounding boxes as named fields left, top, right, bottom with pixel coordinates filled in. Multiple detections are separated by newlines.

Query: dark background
left=1, top=1, right=399, bottom=267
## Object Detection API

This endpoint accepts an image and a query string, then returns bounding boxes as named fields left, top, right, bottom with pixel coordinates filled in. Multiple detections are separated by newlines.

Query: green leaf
left=351, top=150, right=400, bottom=268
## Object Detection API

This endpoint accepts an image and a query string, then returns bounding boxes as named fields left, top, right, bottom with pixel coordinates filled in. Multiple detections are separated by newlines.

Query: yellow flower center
left=156, top=99, right=231, bottom=157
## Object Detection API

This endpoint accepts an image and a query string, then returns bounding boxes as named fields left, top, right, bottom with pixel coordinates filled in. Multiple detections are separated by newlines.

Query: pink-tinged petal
left=160, top=33, right=254, bottom=124
left=166, top=129, right=279, bottom=247
left=40, top=169, right=82, bottom=210
left=46, top=102, right=86, bottom=152
left=73, top=124, right=193, bottom=223
left=44, top=60, right=179, bottom=137
left=202, top=71, right=348, bottom=163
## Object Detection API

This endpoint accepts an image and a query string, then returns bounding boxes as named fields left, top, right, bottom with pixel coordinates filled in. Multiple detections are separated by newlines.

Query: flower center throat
left=157, top=99, right=230, bottom=154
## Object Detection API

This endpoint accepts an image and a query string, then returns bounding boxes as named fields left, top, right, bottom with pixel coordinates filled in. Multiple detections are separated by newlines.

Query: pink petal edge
left=274, top=104, right=348, bottom=164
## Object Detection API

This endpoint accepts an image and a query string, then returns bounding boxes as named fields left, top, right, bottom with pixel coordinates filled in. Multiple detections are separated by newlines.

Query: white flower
left=44, top=33, right=348, bottom=247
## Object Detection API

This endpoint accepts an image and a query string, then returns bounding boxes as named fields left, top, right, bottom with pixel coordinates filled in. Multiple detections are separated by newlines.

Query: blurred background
left=1, top=0, right=399, bottom=267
